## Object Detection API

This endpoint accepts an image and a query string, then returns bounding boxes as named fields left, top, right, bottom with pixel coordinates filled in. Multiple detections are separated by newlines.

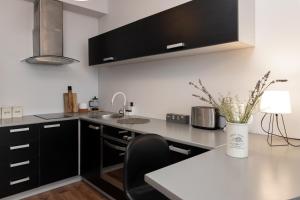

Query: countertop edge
left=79, top=116, right=222, bottom=150
left=0, top=116, right=79, bottom=128
left=0, top=113, right=225, bottom=150
left=145, top=175, right=182, bottom=200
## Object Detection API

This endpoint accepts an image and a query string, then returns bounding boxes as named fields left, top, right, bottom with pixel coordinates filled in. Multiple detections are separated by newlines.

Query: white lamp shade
left=260, top=90, right=292, bottom=114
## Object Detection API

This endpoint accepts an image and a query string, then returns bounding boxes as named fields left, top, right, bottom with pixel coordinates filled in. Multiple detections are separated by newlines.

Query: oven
left=100, top=126, right=135, bottom=191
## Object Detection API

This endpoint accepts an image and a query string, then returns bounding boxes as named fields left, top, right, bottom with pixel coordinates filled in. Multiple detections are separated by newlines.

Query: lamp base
left=261, top=113, right=300, bottom=147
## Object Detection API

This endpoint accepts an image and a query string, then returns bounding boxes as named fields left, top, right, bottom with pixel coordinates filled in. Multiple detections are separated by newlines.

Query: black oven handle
left=103, top=140, right=126, bottom=152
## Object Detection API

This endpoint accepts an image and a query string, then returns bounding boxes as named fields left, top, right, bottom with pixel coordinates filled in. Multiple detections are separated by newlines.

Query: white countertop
left=0, top=112, right=226, bottom=149
left=145, top=134, right=300, bottom=200
left=0, top=114, right=80, bottom=128
left=80, top=115, right=226, bottom=149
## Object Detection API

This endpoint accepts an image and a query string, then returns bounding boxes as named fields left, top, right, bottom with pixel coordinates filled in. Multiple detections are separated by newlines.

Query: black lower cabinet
left=0, top=162, right=39, bottom=198
left=81, top=121, right=126, bottom=200
left=0, top=124, right=39, bottom=198
left=81, top=120, right=101, bottom=183
left=39, top=120, right=78, bottom=185
left=0, top=119, right=208, bottom=199
left=168, top=140, right=208, bottom=164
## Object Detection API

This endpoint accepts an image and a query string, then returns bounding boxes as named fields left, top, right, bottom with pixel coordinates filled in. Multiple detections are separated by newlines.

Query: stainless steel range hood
left=23, top=0, right=79, bottom=65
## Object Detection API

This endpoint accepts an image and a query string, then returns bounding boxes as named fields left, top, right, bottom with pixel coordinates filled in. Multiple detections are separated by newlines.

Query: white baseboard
left=1, top=176, right=82, bottom=200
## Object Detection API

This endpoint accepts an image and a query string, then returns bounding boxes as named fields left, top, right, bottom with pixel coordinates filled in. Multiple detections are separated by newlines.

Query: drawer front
left=0, top=158, right=38, bottom=198
left=168, top=141, right=208, bottom=164
left=0, top=141, right=38, bottom=163
left=0, top=124, right=38, bottom=146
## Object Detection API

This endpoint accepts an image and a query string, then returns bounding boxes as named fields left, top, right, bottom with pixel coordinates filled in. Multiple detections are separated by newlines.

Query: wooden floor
left=23, top=182, right=109, bottom=200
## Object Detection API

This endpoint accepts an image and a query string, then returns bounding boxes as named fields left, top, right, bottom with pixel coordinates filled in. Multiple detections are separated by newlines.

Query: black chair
left=124, top=134, right=171, bottom=200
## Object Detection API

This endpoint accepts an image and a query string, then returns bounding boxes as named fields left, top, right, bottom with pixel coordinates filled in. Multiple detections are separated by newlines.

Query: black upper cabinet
left=158, top=0, right=238, bottom=50
left=89, top=20, right=147, bottom=65
left=39, top=120, right=78, bottom=186
left=89, top=0, right=253, bottom=66
left=88, top=37, right=99, bottom=66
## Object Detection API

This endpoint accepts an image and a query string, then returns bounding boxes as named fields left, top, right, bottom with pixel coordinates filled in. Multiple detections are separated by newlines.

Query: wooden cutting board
left=64, top=93, right=78, bottom=113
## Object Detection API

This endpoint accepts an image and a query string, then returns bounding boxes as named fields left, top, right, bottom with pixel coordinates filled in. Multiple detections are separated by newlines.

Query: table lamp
left=260, top=90, right=291, bottom=146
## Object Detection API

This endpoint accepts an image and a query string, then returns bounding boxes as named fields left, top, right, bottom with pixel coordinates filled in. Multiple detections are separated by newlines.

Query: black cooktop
left=35, top=113, right=72, bottom=120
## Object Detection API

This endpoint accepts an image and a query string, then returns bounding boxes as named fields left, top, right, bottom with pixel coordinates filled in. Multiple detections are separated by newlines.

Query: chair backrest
left=123, top=134, right=171, bottom=196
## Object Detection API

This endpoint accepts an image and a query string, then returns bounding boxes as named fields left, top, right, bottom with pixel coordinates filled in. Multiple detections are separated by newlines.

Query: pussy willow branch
left=189, top=71, right=288, bottom=123
left=241, top=78, right=288, bottom=123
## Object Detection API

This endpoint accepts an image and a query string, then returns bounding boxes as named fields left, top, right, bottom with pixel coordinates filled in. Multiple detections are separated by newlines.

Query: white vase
left=226, top=122, right=248, bottom=158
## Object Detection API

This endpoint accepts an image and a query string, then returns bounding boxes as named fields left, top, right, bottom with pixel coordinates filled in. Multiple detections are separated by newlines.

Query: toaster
left=191, top=106, right=223, bottom=130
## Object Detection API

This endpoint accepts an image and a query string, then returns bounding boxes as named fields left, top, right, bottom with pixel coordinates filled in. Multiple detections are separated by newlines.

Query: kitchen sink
left=88, top=112, right=123, bottom=119
left=117, top=118, right=150, bottom=124
left=88, top=113, right=150, bottom=124
left=100, top=113, right=124, bottom=119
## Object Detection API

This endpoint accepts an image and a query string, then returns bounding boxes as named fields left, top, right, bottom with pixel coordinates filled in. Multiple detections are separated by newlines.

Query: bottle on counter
left=126, top=102, right=135, bottom=116
left=68, top=86, right=73, bottom=112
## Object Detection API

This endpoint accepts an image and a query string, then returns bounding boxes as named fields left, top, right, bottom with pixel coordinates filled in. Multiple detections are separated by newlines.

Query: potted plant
left=189, top=71, right=287, bottom=158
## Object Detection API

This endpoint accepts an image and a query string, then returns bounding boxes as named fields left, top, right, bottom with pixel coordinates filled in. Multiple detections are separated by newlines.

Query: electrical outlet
left=166, top=113, right=190, bottom=124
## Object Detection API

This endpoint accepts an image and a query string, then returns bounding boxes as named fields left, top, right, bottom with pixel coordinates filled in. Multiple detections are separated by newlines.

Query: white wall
left=62, top=0, right=109, bottom=14
left=99, top=0, right=191, bottom=33
left=98, top=0, right=300, bottom=138
left=0, top=0, right=99, bottom=115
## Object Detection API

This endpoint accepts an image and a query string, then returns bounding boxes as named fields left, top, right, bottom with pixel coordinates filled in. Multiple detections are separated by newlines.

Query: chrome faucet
left=111, top=92, right=127, bottom=116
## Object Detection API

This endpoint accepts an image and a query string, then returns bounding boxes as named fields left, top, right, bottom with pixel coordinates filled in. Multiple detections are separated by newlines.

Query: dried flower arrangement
left=189, top=71, right=288, bottom=124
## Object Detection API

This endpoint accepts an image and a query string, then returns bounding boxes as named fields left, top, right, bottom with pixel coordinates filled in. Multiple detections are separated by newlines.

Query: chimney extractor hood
left=23, top=0, right=79, bottom=65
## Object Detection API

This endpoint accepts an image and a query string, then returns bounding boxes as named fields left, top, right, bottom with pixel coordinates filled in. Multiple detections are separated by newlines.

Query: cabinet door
left=146, top=0, right=238, bottom=54
left=114, top=21, right=149, bottom=60
left=88, top=36, right=99, bottom=66
left=170, top=0, right=237, bottom=50
left=80, top=120, right=101, bottom=183
left=168, top=141, right=208, bottom=164
left=39, top=120, right=78, bottom=185
left=89, top=25, right=147, bottom=65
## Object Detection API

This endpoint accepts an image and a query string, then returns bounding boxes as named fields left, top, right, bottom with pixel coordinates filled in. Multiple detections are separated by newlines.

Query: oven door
left=101, top=135, right=127, bottom=190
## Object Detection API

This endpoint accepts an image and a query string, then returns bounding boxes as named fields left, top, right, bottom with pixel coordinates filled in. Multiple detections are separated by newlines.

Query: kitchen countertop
left=0, top=112, right=226, bottom=149
left=0, top=114, right=80, bottom=128
left=80, top=115, right=225, bottom=149
left=2, top=112, right=299, bottom=199
left=145, top=133, right=300, bottom=200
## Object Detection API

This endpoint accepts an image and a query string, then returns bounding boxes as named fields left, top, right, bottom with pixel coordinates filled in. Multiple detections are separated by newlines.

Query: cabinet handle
left=166, top=42, right=185, bottom=50
left=119, top=152, right=125, bottom=157
left=103, top=57, right=115, bottom=62
left=44, top=124, right=60, bottom=129
left=10, top=127, right=30, bottom=133
left=10, top=177, right=30, bottom=186
left=10, top=160, right=30, bottom=168
left=169, top=145, right=191, bottom=156
left=103, top=140, right=126, bottom=152
left=10, top=144, right=30, bottom=150
left=118, top=130, right=128, bottom=134
left=88, top=125, right=100, bottom=130
left=123, top=135, right=133, bottom=141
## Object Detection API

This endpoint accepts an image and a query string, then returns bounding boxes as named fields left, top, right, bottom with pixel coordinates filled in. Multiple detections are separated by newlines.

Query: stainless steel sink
left=88, top=112, right=123, bottom=119
left=88, top=112, right=150, bottom=124
left=100, top=113, right=124, bottom=119
left=117, top=118, right=150, bottom=124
